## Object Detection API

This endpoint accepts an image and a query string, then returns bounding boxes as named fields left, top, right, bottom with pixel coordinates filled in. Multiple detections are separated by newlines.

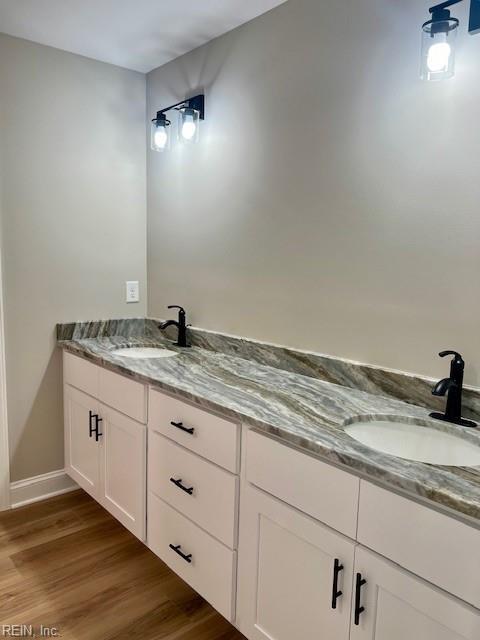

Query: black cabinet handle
left=89, top=410, right=95, bottom=438
left=331, top=558, right=344, bottom=609
left=170, top=421, right=194, bottom=435
left=88, top=411, right=102, bottom=442
left=94, top=415, right=103, bottom=442
left=169, top=544, right=192, bottom=563
left=354, top=572, right=367, bottom=625
left=170, top=477, right=194, bottom=495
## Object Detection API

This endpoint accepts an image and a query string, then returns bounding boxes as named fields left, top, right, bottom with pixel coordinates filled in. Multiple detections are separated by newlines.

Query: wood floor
left=0, top=490, right=246, bottom=639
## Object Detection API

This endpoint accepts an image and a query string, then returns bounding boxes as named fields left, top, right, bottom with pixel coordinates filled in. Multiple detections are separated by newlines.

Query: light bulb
left=178, top=108, right=200, bottom=143
left=181, top=117, right=197, bottom=141
left=154, top=127, right=168, bottom=149
left=427, top=42, right=451, bottom=72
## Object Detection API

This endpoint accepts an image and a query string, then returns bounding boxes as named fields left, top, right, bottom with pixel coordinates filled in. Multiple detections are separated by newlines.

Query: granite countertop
left=58, top=335, right=480, bottom=525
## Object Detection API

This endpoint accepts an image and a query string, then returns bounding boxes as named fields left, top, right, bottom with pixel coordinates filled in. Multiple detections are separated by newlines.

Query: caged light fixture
left=151, top=94, right=205, bottom=152
left=421, top=0, right=480, bottom=80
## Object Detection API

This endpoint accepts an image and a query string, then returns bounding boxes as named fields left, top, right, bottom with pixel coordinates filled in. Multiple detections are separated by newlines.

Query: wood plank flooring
left=0, top=490, right=246, bottom=639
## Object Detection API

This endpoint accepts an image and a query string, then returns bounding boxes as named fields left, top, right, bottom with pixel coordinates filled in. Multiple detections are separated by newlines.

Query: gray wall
left=0, top=35, right=147, bottom=481
left=147, top=0, right=480, bottom=386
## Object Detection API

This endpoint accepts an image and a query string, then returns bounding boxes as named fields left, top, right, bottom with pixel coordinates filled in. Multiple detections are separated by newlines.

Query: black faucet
left=159, top=305, right=190, bottom=348
left=429, top=350, right=476, bottom=427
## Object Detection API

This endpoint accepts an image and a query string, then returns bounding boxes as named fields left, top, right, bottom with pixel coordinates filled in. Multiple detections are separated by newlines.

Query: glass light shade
left=178, top=108, right=200, bottom=143
left=421, top=19, right=458, bottom=81
left=151, top=119, right=170, bottom=152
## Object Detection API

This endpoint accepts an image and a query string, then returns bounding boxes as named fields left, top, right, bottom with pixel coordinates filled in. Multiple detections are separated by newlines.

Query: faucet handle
left=439, top=350, right=463, bottom=362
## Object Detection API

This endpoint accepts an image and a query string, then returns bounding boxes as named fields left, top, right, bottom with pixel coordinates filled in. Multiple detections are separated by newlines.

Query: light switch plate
left=126, top=281, right=140, bottom=303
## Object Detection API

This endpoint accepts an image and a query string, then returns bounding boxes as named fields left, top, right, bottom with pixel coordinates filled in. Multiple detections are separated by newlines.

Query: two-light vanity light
left=151, top=94, right=205, bottom=152
left=421, top=0, right=480, bottom=80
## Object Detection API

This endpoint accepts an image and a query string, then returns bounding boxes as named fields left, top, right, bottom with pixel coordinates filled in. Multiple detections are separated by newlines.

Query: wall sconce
left=151, top=95, right=205, bottom=152
left=421, top=0, right=480, bottom=81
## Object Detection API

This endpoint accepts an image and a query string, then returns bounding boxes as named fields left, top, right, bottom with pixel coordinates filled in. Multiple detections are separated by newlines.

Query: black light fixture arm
left=429, top=0, right=463, bottom=15
left=426, top=0, right=480, bottom=35
left=470, top=0, right=480, bottom=32
left=154, top=94, right=205, bottom=122
left=424, top=0, right=462, bottom=32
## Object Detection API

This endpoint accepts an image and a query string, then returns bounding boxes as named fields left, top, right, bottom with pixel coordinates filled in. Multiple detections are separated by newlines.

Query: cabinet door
left=236, top=484, right=354, bottom=640
left=351, top=547, right=480, bottom=640
left=100, top=404, right=146, bottom=541
left=64, top=384, right=101, bottom=499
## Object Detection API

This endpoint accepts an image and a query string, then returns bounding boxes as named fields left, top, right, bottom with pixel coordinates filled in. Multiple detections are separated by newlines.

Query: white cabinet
left=64, top=382, right=146, bottom=541
left=101, top=405, right=146, bottom=541
left=238, top=429, right=480, bottom=640
left=64, top=384, right=101, bottom=499
left=237, top=481, right=480, bottom=640
left=351, top=547, right=480, bottom=640
left=237, top=483, right=355, bottom=640
left=63, top=354, right=480, bottom=640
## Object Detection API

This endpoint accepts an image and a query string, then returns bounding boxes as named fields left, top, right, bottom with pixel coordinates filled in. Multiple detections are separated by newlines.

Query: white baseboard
left=10, top=469, right=78, bottom=509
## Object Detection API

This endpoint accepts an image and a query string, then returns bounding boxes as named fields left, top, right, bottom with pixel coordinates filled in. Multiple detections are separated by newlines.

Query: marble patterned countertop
left=58, top=334, right=480, bottom=525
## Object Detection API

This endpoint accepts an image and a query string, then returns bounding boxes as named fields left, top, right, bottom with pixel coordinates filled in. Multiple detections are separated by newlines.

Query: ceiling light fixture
left=151, top=95, right=205, bottom=152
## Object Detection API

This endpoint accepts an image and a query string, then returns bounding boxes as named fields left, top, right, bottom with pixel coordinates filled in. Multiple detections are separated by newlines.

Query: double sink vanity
left=58, top=317, right=480, bottom=640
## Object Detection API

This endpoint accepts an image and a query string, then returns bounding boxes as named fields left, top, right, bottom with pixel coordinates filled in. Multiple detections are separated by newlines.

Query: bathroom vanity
left=60, top=327, right=480, bottom=640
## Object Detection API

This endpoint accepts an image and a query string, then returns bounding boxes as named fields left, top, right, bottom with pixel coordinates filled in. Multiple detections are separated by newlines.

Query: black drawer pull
left=170, top=477, right=194, bottom=495
left=89, top=410, right=95, bottom=438
left=89, top=411, right=103, bottom=442
left=94, top=415, right=103, bottom=441
left=170, top=421, right=194, bottom=435
left=169, top=544, right=192, bottom=563
left=331, top=558, right=344, bottom=609
left=354, top=572, right=367, bottom=625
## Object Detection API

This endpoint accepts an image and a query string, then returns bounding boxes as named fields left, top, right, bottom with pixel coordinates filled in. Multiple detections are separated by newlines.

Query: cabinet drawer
left=148, top=432, right=238, bottom=548
left=246, top=430, right=360, bottom=538
left=63, top=351, right=99, bottom=398
left=98, top=367, right=147, bottom=423
left=147, top=494, right=236, bottom=621
left=357, top=481, right=480, bottom=608
left=148, top=389, right=239, bottom=472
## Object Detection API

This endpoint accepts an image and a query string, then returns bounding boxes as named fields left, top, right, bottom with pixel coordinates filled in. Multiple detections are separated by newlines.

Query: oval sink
left=111, top=347, right=178, bottom=359
left=345, top=419, right=480, bottom=467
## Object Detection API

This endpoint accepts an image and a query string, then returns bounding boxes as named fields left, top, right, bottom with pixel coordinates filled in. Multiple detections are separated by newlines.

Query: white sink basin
left=111, top=347, right=178, bottom=359
left=345, top=419, right=480, bottom=467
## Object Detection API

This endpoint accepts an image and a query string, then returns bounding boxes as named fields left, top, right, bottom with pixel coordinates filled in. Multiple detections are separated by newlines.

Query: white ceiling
left=0, top=0, right=287, bottom=73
